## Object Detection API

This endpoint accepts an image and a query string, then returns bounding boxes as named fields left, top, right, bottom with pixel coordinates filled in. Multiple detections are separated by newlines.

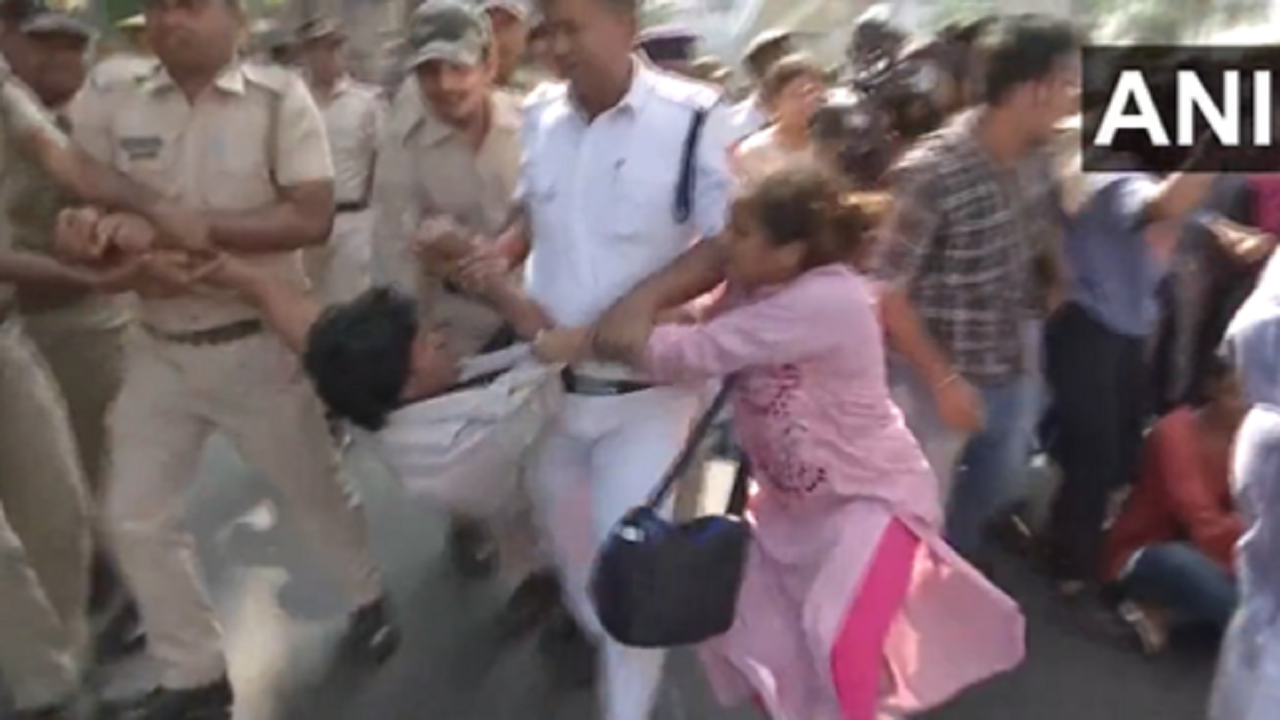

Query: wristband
left=934, top=372, right=960, bottom=390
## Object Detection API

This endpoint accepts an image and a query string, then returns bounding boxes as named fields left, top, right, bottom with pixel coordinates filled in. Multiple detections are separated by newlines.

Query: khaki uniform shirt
left=69, top=60, right=335, bottom=332
left=0, top=76, right=68, bottom=309
left=312, top=76, right=384, bottom=205
left=372, top=85, right=521, bottom=355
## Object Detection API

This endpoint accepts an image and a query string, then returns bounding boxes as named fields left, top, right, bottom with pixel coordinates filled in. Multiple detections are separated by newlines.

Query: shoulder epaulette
left=241, top=61, right=298, bottom=94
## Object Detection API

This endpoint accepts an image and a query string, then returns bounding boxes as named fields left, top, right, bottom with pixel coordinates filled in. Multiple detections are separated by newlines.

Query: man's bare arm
left=204, top=181, right=335, bottom=254
left=234, top=265, right=323, bottom=353
left=0, top=249, right=110, bottom=289
left=880, top=287, right=959, bottom=387
left=611, top=238, right=727, bottom=313
left=475, top=280, right=554, bottom=339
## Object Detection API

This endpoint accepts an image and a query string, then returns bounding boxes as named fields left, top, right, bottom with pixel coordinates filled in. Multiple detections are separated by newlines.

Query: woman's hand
left=96, top=212, right=157, bottom=255
left=932, top=373, right=985, bottom=434
left=1207, top=217, right=1277, bottom=265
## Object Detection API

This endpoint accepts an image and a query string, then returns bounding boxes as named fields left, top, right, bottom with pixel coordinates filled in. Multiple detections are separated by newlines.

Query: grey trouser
left=0, top=318, right=91, bottom=710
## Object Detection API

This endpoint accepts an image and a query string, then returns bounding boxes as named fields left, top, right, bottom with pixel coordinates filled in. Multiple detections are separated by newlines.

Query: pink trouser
left=753, top=517, right=918, bottom=720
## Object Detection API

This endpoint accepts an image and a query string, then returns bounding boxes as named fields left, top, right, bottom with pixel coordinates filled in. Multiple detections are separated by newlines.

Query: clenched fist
left=53, top=206, right=107, bottom=263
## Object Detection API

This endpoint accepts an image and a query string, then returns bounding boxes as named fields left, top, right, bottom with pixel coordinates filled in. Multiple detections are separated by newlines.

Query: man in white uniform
left=510, top=0, right=733, bottom=714
left=297, top=17, right=383, bottom=305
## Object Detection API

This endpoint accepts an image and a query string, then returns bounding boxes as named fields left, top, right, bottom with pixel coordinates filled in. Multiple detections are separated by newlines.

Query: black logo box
left=1082, top=45, right=1280, bottom=173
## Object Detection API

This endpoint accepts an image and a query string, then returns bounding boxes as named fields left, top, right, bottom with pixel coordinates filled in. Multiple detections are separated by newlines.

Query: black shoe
left=106, top=677, right=233, bottom=720
left=537, top=609, right=596, bottom=689
left=342, top=598, right=401, bottom=666
left=495, top=570, right=562, bottom=640
left=447, top=518, right=497, bottom=579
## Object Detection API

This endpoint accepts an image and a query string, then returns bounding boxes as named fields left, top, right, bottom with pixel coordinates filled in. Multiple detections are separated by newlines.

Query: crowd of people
left=0, top=0, right=1277, bottom=719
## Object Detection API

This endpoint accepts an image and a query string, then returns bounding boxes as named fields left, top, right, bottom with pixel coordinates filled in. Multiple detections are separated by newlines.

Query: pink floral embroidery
left=737, top=364, right=829, bottom=495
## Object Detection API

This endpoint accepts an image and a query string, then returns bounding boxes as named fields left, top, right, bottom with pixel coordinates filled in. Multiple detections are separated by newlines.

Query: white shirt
left=518, top=62, right=733, bottom=335
left=312, top=76, right=384, bottom=204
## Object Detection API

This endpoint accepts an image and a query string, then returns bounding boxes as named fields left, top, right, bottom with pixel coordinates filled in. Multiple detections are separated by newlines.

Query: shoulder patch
left=88, top=57, right=159, bottom=92
left=648, top=71, right=723, bottom=111
left=241, top=62, right=298, bottom=94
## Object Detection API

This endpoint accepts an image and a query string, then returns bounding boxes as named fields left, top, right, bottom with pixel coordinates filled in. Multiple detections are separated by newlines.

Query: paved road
left=90, top=436, right=1217, bottom=720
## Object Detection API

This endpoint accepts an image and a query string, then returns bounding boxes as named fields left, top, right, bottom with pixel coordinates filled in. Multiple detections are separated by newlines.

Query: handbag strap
left=643, top=375, right=739, bottom=509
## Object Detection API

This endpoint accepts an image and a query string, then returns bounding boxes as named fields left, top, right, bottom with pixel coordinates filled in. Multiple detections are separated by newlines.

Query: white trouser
left=529, top=387, right=699, bottom=720
left=305, top=210, right=373, bottom=305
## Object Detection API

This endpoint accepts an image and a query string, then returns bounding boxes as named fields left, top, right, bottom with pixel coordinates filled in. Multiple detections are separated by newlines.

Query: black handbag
left=589, top=377, right=753, bottom=648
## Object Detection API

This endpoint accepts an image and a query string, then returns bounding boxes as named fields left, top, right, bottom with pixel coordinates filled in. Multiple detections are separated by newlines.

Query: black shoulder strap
left=673, top=104, right=711, bottom=224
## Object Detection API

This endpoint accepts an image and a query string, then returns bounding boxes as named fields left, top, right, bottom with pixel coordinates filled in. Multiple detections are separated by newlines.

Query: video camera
left=811, top=15, right=994, bottom=187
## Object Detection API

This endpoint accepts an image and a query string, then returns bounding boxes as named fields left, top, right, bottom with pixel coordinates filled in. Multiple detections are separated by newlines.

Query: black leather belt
left=560, top=368, right=652, bottom=396
left=336, top=201, right=369, bottom=214
left=143, top=318, right=264, bottom=346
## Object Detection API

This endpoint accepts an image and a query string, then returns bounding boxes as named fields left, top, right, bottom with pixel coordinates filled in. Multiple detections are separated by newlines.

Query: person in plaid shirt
left=876, top=14, right=1081, bottom=571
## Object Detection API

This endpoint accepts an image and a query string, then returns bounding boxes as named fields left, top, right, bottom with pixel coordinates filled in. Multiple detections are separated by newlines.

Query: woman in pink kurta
left=635, top=165, right=1025, bottom=719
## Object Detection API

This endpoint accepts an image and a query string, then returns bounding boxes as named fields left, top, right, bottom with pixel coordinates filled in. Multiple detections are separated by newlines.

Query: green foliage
left=640, top=0, right=679, bottom=27
left=1083, top=0, right=1268, bottom=42
left=926, top=0, right=997, bottom=32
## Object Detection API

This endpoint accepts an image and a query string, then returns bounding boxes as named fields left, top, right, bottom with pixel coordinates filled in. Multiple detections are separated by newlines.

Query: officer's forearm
left=618, top=237, right=727, bottom=312
left=477, top=280, right=553, bottom=339
left=0, top=250, right=97, bottom=290
left=241, top=271, right=322, bottom=355
left=495, top=206, right=530, bottom=266
left=24, top=131, right=177, bottom=221
left=205, top=185, right=335, bottom=254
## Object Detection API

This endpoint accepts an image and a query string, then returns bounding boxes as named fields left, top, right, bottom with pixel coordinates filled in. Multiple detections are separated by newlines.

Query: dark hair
left=977, top=14, right=1081, bottom=106
left=739, top=163, right=891, bottom=271
left=759, top=53, right=824, bottom=104
left=303, top=287, right=419, bottom=431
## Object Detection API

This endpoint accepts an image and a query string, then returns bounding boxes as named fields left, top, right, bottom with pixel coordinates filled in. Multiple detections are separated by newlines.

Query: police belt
left=560, top=367, right=653, bottom=396
left=143, top=318, right=264, bottom=346
left=336, top=201, right=369, bottom=214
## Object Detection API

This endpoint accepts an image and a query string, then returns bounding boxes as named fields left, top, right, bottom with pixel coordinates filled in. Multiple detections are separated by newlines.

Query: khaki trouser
left=303, top=210, right=373, bottom=305
left=0, top=319, right=91, bottom=710
left=103, top=328, right=383, bottom=689
left=22, top=300, right=129, bottom=495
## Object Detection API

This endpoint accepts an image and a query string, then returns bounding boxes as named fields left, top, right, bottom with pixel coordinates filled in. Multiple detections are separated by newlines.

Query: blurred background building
left=38, top=0, right=1280, bottom=86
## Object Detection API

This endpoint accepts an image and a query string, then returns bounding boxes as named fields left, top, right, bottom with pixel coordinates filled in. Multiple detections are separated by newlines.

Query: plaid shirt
left=876, top=110, right=1062, bottom=385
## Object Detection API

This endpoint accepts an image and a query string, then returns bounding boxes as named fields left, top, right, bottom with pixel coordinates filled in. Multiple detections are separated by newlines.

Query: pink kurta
left=645, top=265, right=1025, bottom=719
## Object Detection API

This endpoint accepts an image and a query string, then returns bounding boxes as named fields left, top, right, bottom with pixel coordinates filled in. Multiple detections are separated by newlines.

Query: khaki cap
left=742, top=27, right=791, bottom=64
left=296, top=16, right=345, bottom=43
left=405, top=0, right=491, bottom=69
left=22, top=11, right=95, bottom=40
left=116, top=12, right=145, bottom=29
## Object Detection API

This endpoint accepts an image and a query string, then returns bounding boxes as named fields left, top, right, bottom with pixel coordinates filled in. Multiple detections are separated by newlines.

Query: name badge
left=119, top=135, right=163, bottom=161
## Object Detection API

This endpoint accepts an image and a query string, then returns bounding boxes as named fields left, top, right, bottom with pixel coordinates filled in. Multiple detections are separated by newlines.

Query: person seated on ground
left=1102, top=355, right=1246, bottom=655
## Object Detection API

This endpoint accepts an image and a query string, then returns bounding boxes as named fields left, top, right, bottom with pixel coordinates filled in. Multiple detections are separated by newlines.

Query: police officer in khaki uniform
left=88, top=14, right=154, bottom=87
left=0, top=18, right=219, bottom=720
left=3, top=7, right=146, bottom=663
left=477, top=0, right=529, bottom=89
left=66, top=0, right=398, bottom=715
left=296, top=16, right=383, bottom=304
left=371, top=0, right=559, bottom=634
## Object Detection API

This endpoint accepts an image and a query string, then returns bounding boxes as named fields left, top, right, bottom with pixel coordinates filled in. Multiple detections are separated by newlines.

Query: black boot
left=341, top=598, right=401, bottom=666
left=106, top=677, right=233, bottom=720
